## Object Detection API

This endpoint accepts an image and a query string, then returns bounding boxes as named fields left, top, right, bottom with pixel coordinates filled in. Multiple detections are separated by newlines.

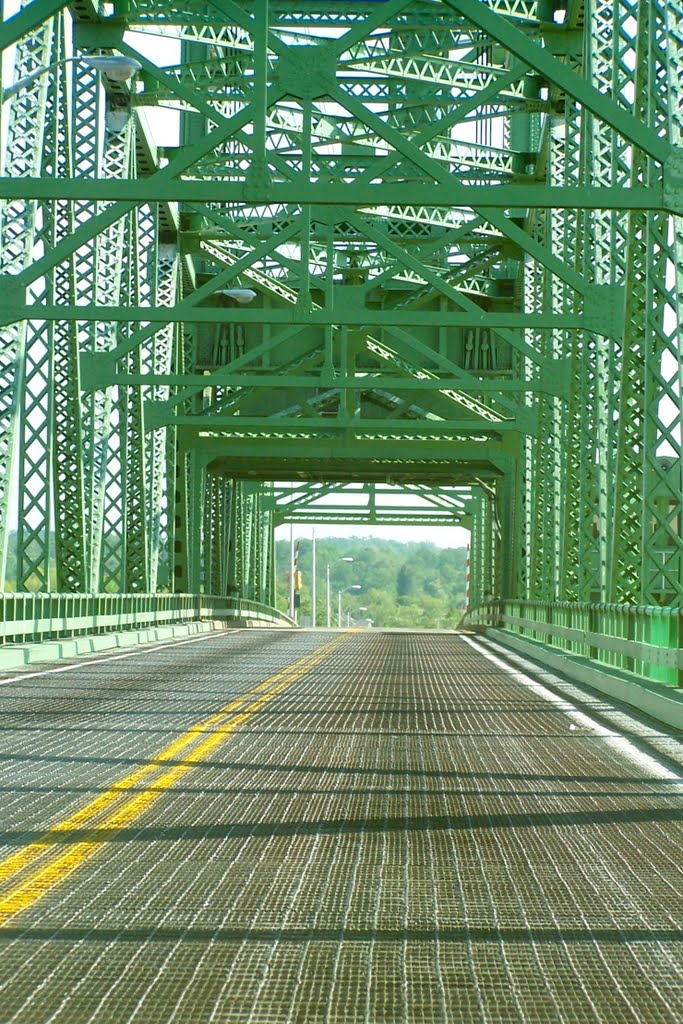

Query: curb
left=483, top=627, right=683, bottom=732
left=0, top=620, right=234, bottom=670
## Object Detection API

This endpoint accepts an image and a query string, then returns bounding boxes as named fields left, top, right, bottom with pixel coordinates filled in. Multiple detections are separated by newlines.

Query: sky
left=274, top=523, right=470, bottom=548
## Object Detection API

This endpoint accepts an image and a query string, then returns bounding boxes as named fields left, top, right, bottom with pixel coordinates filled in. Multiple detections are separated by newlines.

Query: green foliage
left=276, top=536, right=467, bottom=629
left=3, top=531, right=17, bottom=592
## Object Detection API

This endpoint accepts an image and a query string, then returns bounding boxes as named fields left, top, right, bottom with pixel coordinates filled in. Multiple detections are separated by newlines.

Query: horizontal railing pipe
left=461, top=600, right=682, bottom=688
left=0, top=593, right=295, bottom=646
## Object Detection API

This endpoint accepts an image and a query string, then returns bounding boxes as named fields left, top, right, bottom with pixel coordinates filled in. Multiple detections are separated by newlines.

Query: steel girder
left=267, top=481, right=474, bottom=529
left=0, top=0, right=680, bottom=609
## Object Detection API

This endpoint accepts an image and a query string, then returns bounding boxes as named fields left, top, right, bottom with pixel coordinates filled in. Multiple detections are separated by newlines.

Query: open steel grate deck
left=0, top=629, right=681, bottom=1023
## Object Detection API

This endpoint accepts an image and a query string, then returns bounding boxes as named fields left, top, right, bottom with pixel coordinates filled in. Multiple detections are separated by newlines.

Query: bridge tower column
left=470, top=489, right=498, bottom=606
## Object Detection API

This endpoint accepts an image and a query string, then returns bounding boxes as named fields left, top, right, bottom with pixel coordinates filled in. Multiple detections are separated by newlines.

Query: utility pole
left=311, top=528, right=316, bottom=627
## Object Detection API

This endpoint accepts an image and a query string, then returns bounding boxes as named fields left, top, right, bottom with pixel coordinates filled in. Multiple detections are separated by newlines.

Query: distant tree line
left=4, top=530, right=467, bottom=630
left=276, top=536, right=467, bottom=629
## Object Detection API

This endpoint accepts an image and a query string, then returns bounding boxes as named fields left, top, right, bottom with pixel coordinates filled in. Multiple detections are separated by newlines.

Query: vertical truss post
left=548, top=101, right=580, bottom=603
left=523, top=210, right=553, bottom=599
left=0, top=15, right=55, bottom=588
left=581, top=0, right=631, bottom=602
left=173, top=444, right=205, bottom=595
left=226, top=479, right=243, bottom=598
left=205, top=472, right=224, bottom=595
left=122, top=195, right=149, bottom=591
left=610, top=0, right=682, bottom=605
left=166, top=315, right=187, bottom=594
left=70, top=55, right=103, bottom=593
left=244, top=486, right=274, bottom=604
left=257, top=494, right=275, bottom=605
left=560, top=97, right=593, bottom=603
left=172, top=450, right=191, bottom=594
left=268, top=517, right=277, bottom=609
left=242, top=487, right=255, bottom=600
left=208, top=473, right=232, bottom=596
left=470, top=487, right=497, bottom=606
left=92, top=99, right=135, bottom=591
left=510, top=100, right=538, bottom=603
left=250, top=488, right=265, bottom=603
left=189, top=452, right=206, bottom=594
left=53, top=56, right=88, bottom=592
left=147, top=242, right=179, bottom=591
left=498, top=450, right=522, bottom=600
left=250, top=0, right=270, bottom=186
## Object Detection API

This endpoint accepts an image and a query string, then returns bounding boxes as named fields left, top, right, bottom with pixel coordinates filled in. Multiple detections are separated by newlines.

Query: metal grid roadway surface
left=0, top=629, right=681, bottom=1023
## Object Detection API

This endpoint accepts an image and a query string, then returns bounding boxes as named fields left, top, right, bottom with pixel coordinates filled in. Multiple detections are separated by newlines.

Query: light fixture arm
left=2, top=54, right=142, bottom=102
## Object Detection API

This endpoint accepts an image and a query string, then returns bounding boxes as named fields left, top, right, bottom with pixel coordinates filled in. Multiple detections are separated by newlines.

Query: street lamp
left=218, top=288, right=257, bottom=304
left=347, top=605, right=368, bottom=627
left=326, top=557, right=353, bottom=628
left=3, top=54, right=142, bottom=101
left=338, top=585, right=361, bottom=627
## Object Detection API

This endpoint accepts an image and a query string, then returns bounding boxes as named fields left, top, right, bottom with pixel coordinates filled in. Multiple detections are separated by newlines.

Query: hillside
left=275, top=536, right=467, bottom=629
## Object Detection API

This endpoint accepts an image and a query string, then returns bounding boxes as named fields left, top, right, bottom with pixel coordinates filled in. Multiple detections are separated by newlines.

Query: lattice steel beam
left=0, top=0, right=680, bottom=613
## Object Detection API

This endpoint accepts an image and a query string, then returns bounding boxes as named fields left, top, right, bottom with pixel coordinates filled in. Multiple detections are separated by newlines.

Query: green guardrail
left=0, top=592, right=295, bottom=645
left=461, top=600, right=683, bottom=688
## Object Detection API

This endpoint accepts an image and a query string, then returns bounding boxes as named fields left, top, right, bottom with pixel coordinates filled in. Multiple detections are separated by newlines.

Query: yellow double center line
left=0, top=633, right=351, bottom=925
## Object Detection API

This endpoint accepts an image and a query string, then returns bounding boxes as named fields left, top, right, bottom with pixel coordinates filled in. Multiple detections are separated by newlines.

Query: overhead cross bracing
left=267, top=481, right=474, bottom=527
left=0, top=0, right=681, bottom=608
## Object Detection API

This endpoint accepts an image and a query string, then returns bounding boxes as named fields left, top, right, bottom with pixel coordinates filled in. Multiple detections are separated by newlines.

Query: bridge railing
left=0, top=592, right=294, bottom=646
left=461, top=600, right=683, bottom=688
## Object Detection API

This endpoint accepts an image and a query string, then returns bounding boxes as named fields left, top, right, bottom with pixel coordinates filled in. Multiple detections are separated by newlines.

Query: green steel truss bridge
left=1, top=8, right=683, bottom=1018
left=0, top=0, right=682, bottom=652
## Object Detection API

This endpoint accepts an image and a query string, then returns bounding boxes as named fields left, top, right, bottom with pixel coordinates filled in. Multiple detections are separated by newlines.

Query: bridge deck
left=0, top=629, right=681, bottom=1024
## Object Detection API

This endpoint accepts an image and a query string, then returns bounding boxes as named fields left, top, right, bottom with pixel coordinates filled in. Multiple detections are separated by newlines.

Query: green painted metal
left=0, top=0, right=680, bottom=633
left=462, top=599, right=683, bottom=689
left=0, top=178, right=678, bottom=208
left=268, top=481, right=473, bottom=527
left=0, top=590, right=293, bottom=650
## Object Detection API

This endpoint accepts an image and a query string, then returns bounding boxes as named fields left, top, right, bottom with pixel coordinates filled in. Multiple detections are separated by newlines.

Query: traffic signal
left=294, top=570, right=303, bottom=592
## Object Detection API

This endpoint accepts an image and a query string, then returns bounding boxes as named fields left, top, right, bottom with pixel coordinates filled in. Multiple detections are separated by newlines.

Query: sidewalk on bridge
left=0, top=619, right=248, bottom=670
left=479, top=627, right=683, bottom=733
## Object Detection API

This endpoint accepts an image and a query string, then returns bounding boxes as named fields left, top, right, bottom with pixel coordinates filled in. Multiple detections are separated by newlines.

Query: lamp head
left=219, top=288, right=257, bottom=305
left=80, top=56, right=143, bottom=81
